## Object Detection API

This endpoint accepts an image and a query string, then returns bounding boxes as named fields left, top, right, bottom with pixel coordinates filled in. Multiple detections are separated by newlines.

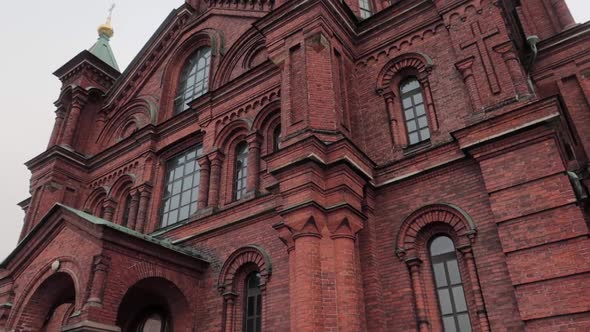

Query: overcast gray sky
left=0, top=1, right=589, bottom=261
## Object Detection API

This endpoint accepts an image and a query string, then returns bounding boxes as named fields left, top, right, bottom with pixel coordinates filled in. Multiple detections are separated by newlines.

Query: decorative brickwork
left=2, top=0, right=589, bottom=331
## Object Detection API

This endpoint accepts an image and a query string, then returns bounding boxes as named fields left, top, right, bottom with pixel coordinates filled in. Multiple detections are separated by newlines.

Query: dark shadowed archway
left=116, top=277, right=191, bottom=332
left=14, top=272, right=76, bottom=332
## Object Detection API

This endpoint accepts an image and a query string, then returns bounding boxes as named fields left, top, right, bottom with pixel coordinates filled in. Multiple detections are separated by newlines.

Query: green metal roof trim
left=0, top=204, right=209, bottom=267
left=57, top=204, right=209, bottom=262
left=89, top=34, right=120, bottom=71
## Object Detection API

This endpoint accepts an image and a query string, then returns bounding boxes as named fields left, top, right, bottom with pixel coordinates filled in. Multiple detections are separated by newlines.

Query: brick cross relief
left=460, top=21, right=500, bottom=95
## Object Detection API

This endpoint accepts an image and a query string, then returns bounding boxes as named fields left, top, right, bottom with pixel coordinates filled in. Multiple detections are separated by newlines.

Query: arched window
left=359, top=0, right=372, bottom=18
left=174, top=47, right=212, bottom=114
left=244, top=272, right=262, bottom=332
left=234, top=142, right=249, bottom=201
left=429, top=236, right=472, bottom=332
left=134, top=310, right=170, bottom=332
left=272, top=125, right=281, bottom=152
left=400, top=77, right=430, bottom=145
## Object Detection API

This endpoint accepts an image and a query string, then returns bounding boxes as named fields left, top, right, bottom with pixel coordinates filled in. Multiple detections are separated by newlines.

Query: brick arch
left=116, top=276, right=192, bottom=332
left=252, top=100, right=280, bottom=154
left=159, top=28, right=225, bottom=122
left=8, top=257, right=83, bottom=331
left=395, top=203, right=477, bottom=259
left=214, top=119, right=251, bottom=151
left=84, top=187, right=108, bottom=216
left=376, top=52, right=434, bottom=94
left=96, top=98, right=155, bottom=148
left=217, top=245, right=272, bottom=293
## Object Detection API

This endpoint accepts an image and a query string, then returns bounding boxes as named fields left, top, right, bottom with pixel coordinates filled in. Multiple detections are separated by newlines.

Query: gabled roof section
left=0, top=204, right=210, bottom=269
left=89, top=33, right=120, bottom=71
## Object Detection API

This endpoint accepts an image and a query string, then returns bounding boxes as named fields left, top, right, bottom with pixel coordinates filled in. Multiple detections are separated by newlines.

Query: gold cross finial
left=107, top=3, right=116, bottom=24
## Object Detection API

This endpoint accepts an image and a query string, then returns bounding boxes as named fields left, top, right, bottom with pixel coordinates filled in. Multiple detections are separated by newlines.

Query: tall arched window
left=175, top=47, right=212, bottom=114
left=272, top=125, right=281, bottom=152
left=400, top=77, right=430, bottom=145
left=244, top=272, right=262, bottom=332
left=430, top=236, right=472, bottom=332
left=359, top=0, right=372, bottom=18
left=234, top=142, right=249, bottom=201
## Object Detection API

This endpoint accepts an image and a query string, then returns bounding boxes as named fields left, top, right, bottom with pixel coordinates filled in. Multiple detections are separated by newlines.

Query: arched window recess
left=218, top=246, right=272, bottom=332
left=376, top=53, right=438, bottom=148
left=395, top=204, right=490, bottom=332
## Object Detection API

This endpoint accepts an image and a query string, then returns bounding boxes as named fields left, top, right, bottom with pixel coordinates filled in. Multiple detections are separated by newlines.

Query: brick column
left=126, top=190, right=140, bottom=230
left=102, top=199, right=116, bottom=222
left=332, top=234, right=362, bottom=331
left=406, top=258, right=429, bottom=332
left=135, top=188, right=152, bottom=233
left=87, top=255, right=111, bottom=306
left=495, top=42, right=530, bottom=98
left=292, top=230, right=323, bottom=332
left=456, top=58, right=482, bottom=112
left=197, top=155, right=211, bottom=210
left=223, top=292, right=237, bottom=332
left=418, top=72, right=438, bottom=131
left=550, top=0, right=576, bottom=30
left=61, top=95, right=87, bottom=148
left=246, top=132, right=262, bottom=195
left=383, top=93, right=404, bottom=147
left=207, top=151, right=225, bottom=208
left=48, top=106, right=66, bottom=148
left=458, top=245, right=491, bottom=332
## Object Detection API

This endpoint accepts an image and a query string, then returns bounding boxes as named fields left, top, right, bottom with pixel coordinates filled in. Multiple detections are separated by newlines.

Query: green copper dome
left=88, top=21, right=120, bottom=71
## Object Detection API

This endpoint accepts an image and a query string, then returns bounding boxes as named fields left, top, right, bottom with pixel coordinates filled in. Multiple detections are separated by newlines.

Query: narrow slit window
left=400, top=77, right=430, bottom=145
left=234, top=142, right=249, bottom=201
left=244, top=272, right=262, bottom=332
left=273, top=125, right=281, bottom=152
left=430, top=236, right=472, bottom=332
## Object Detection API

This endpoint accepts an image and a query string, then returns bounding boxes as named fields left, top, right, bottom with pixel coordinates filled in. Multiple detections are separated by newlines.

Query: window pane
left=407, top=120, right=417, bottom=132
left=418, top=116, right=428, bottom=129
left=452, top=286, right=467, bottom=312
left=184, top=161, right=195, bottom=174
left=172, top=180, right=182, bottom=194
left=457, top=313, right=472, bottom=332
left=443, top=316, right=457, bottom=332
left=420, top=128, right=431, bottom=140
left=246, top=319, right=254, bottom=332
left=409, top=132, right=419, bottom=145
left=438, top=289, right=453, bottom=315
left=248, top=297, right=255, bottom=316
left=430, top=236, right=455, bottom=255
left=170, top=195, right=180, bottom=209
left=415, top=104, right=426, bottom=116
left=433, top=263, right=448, bottom=287
left=413, top=93, right=424, bottom=104
left=181, top=191, right=192, bottom=206
left=401, top=79, right=420, bottom=93
left=447, top=259, right=461, bottom=285
left=402, top=98, right=413, bottom=109
left=404, top=109, right=415, bottom=120
left=178, top=205, right=190, bottom=221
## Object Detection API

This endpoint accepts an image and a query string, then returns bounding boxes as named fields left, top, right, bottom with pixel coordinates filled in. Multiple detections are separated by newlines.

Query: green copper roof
left=89, top=33, right=120, bottom=71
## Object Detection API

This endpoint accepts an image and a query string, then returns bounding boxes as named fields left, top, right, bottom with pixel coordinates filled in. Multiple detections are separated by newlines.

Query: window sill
left=402, top=140, right=432, bottom=156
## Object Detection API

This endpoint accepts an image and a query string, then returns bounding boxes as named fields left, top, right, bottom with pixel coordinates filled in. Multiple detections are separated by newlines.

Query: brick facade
left=1, top=0, right=589, bottom=331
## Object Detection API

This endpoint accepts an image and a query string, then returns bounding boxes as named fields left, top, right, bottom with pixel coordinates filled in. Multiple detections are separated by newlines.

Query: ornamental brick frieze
left=355, top=23, right=446, bottom=68
left=89, top=161, right=140, bottom=190
left=213, top=87, right=280, bottom=134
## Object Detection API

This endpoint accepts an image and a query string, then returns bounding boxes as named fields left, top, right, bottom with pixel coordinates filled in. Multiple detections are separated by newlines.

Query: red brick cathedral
left=1, top=0, right=589, bottom=331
